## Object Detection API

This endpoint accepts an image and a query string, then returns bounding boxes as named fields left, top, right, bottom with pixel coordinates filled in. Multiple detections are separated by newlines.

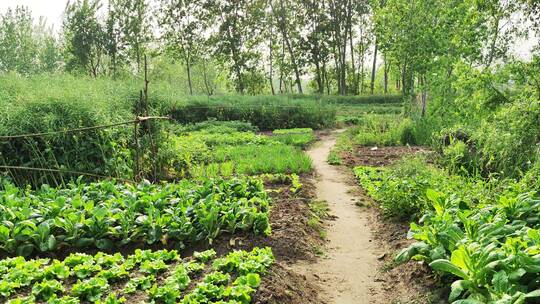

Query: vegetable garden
left=1, top=0, right=540, bottom=302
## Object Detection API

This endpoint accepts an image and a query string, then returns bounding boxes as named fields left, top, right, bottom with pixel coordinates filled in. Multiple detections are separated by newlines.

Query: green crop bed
left=0, top=177, right=270, bottom=257
left=1, top=247, right=274, bottom=303
left=354, top=159, right=540, bottom=302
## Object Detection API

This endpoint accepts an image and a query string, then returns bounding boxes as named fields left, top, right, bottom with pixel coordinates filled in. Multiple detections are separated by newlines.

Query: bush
left=350, top=115, right=418, bottom=146
left=177, top=120, right=259, bottom=133
left=167, top=95, right=336, bottom=130
left=0, top=100, right=133, bottom=187
left=290, top=94, right=404, bottom=105
left=472, top=98, right=540, bottom=177
left=355, top=156, right=454, bottom=219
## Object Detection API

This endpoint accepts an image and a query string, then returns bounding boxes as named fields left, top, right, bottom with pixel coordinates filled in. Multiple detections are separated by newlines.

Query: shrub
left=167, top=95, right=336, bottom=130
left=290, top=94, right=404, bottom=105
left=0, top=100, right=133, bottom=187
left=355, top=156, right=453, bottom=219
left=177, top=120, right=258, bottom=133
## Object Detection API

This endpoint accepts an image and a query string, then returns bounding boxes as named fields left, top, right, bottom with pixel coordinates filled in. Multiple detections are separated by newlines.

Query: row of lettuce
left=1, top=246, right=274, bottom=303
left=0, top=176, right=270, bottom=257
left=0, top=170, right=286, bottom=302
left=354, top=156, right=540, bottom=303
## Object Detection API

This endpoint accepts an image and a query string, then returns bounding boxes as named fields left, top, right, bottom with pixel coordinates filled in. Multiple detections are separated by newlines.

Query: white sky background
left=0, top=0, right=69, bottom=31
left=0, top=0, right=537, bottom=60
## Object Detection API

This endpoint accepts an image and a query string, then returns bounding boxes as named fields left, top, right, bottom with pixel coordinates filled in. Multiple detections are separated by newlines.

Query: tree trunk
left=359, top=47, right=365, bottom=94
left=279, top=40, right=285, bottom=93
left=186, top=55, right=193, bottom=95
left=370, top=38, right=378, bottom=94
left=420, top=75, right=427, bottom=116
left=486, top=16, right=501, bottom=68
left=315, top=60, right=323, bottom=94
left=202, top=61, right=212, bottom=96
left=322, top=61, right=330, bottom=94
left=383, top=54, right=389, bottom=94
left=273, top=0, right=303, bottom=94
left=349, top=26, right=357, bottom=95
left=283, top=34, right=303, bottom=94
left=269, top=38, right=275, bottom=95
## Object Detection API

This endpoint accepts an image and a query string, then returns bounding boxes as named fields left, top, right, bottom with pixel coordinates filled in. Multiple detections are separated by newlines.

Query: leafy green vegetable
left=0, top=177, right=270, bottom=256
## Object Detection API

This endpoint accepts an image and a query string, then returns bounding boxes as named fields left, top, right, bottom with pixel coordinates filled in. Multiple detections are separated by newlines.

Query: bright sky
left=0, top=0, right=68, bottom=30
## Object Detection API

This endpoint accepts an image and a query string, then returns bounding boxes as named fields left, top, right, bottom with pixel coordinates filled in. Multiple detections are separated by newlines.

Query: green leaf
left=508, top=268, right=526, bottom=281
left=450, top=247, right=470, bottom=274
left=16, top=243, right=35, bottom=257
left=453, top=300, right=485, bottom=304
left=492, top=271, right=509, bottom=293
left=525, top=289, right=540, bottom=298
left=96, top=239, right=114, bottom=250
left=429, top=259, right=468, bottom=279
left=449, top=280, right=474, bottom=302
left=245, top=273, right=261, bottom=288
left=47, top=235, right=57, bottom=251
left=75, top=238, right=95, bottom=248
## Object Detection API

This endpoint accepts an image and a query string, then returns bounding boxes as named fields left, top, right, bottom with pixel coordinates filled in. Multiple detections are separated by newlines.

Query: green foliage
left=0, top=7, right=60, bottom=74
left=210, top=144, right=312, bottom=176
left=168, top=95, right=336, bottom=130
left=0, top=75, right=326, bottom=186
left=63, top=0, right=107, bottom=77
left=295, top=94, right=403, bottom=105
left=354, top=156, right=455, bottom=219
left=31, top=279, right=64, bottom=301
left=357, top=155, right=540, bottom=302
left=161, top=124, right=314, bottom=179
left=178, top=120, right=259, bottom=133
left=409, top=59, right=540, bottom=179
left=271, top=128, right=316, bottom=148
left=194, top=249, right=217, bottom=263
left=71, top=277, right=109, bottom=302
left=398, top=187, right=540, bottom=303
left=0, top=246, right=275, bottom=303
left=342, top=114, right=418, bottom=147
left=0, top=177, right=270, bottom=256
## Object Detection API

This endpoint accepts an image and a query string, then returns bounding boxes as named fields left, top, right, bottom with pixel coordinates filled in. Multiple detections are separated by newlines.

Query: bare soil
left=292, top=133, right=386, bottom=303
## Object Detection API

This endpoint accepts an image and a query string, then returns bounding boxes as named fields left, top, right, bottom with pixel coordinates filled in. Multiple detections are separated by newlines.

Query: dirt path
left=298, top=132, right=385, bottom=303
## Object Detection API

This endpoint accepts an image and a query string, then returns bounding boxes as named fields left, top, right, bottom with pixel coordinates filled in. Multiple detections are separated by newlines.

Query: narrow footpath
left=299, top=132, right=384, bottom=303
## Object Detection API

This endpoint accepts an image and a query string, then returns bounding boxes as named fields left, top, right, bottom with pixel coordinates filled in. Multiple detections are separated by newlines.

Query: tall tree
left=115, top=0, right=152, bottom=73
left=159, top=0, right=207, bottom=95
left=63, top=0, right=106, bottom=77
left=206, top=0, right=266, bottom=94
left=0, top=6, right=39, bottom=74
left=301, top=0, right=331, bottom=94
left=270, top=0, right=304, bottom=94
left=104, top=0, right=126, bottom=77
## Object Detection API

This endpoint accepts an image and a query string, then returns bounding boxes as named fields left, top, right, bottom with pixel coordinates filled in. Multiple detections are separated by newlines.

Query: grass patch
left=327, top=150, right=343, bottom=165
left=211, top=144, right=312, bottom=175
left=272, top=128, right=316, bottom=148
